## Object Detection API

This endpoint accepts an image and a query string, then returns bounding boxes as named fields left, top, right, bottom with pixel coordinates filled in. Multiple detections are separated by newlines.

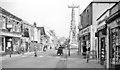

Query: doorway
left=100, top=37, right=106, bottom=66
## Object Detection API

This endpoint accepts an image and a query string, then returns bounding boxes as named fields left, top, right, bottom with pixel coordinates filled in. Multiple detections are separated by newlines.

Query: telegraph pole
left=68, top=4, right=79, bottom=56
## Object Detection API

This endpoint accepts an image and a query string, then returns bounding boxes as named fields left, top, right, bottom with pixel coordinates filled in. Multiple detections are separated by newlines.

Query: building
left=95, top=9, right=110, bottom=68
left=37, top=27, right=50, bottom=50
left=20, top=20, right=35, bottom=52
left=106, top=1, right=120, bottom=69
left=0, top=7, right=22, bottom=54
left=78, top=0, right=118, bottom=59
left=37, top=27, right=45, bottom=48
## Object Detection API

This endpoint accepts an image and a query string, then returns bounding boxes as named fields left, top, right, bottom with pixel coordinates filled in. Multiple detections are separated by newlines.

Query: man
left=86, top=43, right=90, bottom=63
left=34, top=45, right=37, bottom=57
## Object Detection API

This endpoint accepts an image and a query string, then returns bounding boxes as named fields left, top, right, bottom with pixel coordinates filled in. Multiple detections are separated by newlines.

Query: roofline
left=37, top=27, right=44, bottom=29
left=22, top=20, right=34, bottom=27
left=1, top=7, right=22, bottom=21
left=80, top=1, right=118, bottom=15
left=109, top=1, right=120, bottom=11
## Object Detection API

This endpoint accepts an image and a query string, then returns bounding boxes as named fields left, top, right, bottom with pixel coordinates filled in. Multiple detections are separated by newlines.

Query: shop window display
left=111, top=27, right=120, bottom=64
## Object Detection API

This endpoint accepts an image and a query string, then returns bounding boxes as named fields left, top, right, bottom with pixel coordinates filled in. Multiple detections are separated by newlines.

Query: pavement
left=66, top=50, right=104, bottom=68
left=0, top=48, right=105, bottom=70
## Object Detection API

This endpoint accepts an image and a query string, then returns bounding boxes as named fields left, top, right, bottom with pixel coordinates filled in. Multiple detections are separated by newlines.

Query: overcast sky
left=0, top=0, right=93, bottom=38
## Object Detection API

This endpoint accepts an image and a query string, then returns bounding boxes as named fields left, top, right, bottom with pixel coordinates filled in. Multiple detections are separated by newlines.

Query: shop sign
left=97, top=24, right=106, bottom=32
left=79, top=26, right=91, bottom=35
left=98, top=16, right=108, bottom=25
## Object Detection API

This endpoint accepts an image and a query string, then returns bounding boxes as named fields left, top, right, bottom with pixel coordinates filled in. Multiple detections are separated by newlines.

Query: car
left=57, top=46, right=63, bottom=55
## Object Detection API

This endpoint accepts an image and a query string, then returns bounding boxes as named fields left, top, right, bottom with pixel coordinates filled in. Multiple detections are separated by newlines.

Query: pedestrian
left=43, top=45, right=46, bottom=52
left=86, top=43, right=90, bottom=63
left=20, top=43, right=24, bottom=55
left=34, top=45, right=37, bottom=57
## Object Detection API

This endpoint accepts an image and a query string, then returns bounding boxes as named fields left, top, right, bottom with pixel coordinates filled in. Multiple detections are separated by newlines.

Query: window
left=0, top=37, right=4, bottom=51
left=111, top=27, right=120, bottom=64
left=7, top=18, right=13, bottom=32
left=22, top=28, right=29, bottom=37
left=0, top=15, right=6, bottom=29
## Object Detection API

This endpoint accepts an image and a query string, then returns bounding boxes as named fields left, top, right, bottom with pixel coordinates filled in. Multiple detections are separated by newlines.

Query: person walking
left=34, top=45, right=37, bottom=57
left=86, top=43, right=90, bottom=63
left=21, top=43, right=24, bottom=55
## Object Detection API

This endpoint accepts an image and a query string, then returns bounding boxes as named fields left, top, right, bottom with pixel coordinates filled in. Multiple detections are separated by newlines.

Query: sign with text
left=79, top=26, right=91, bottom=36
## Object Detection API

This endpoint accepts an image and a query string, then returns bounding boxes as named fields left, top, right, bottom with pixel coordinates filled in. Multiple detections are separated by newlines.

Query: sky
left=0, top=0, right=93, bottom=38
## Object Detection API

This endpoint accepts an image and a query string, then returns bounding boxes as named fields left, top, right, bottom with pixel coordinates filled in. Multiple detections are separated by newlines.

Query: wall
left=80, top=4, right=92, bottom=29
left=34, top=27, right=38, bottom=42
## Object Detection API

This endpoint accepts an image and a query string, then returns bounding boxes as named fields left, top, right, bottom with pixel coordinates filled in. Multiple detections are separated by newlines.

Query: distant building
left=37, top=27, right=50, bottom=50
left=21, top=20, right=35, bottom=52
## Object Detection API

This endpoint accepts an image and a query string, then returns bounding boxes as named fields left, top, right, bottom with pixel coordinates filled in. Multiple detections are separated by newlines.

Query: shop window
left=111, top=27, right=120, bottom=64
left=7, top=18, right=13, bottom=32
left=22, top=28, right=29, bottom=37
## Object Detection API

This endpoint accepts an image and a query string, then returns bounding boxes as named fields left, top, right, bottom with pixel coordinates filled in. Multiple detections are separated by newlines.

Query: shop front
left=79, top=25, right=91, bottom=56
left=106, top=2, right=120, bottom=69
left=96, top=24, right=107, bottom=67
left=107, top=19, right=120, bottom=69
left=0, top=31, right=21, bottom=54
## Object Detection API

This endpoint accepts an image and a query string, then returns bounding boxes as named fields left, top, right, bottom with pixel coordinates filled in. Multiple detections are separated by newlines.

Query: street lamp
left=67, top=39, right=70, bottom=56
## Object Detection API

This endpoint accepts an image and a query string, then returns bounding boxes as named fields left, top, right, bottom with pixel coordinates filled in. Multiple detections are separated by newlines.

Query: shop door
left=100, top=37, right=106, bottom=65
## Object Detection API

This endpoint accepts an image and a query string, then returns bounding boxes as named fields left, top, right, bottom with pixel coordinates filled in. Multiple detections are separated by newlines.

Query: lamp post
left=67, top=39, right=70, bottom=56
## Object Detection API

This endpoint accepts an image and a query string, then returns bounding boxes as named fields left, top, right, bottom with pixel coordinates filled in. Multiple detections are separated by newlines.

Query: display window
left=111, top=27, right=120, bottom=65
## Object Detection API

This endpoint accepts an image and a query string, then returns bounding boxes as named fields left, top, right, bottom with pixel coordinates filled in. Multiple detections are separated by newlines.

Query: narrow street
left=1, top=46, right=104, bottom=69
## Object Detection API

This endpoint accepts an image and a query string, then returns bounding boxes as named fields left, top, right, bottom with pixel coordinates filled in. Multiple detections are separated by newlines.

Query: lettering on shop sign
left=81, top=28, right=90, bottom=35
left=97, top=24, right=106, bottom=32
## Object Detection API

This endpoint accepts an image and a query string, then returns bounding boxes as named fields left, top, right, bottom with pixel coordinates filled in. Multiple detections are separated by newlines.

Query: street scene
left=0, top=0, right=120, bottom=70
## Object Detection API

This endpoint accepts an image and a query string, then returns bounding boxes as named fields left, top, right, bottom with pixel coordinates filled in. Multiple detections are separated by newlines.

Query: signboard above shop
left=97, top=24, right=107, bottom=32
left=79, top=25, right=91, bottom=36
